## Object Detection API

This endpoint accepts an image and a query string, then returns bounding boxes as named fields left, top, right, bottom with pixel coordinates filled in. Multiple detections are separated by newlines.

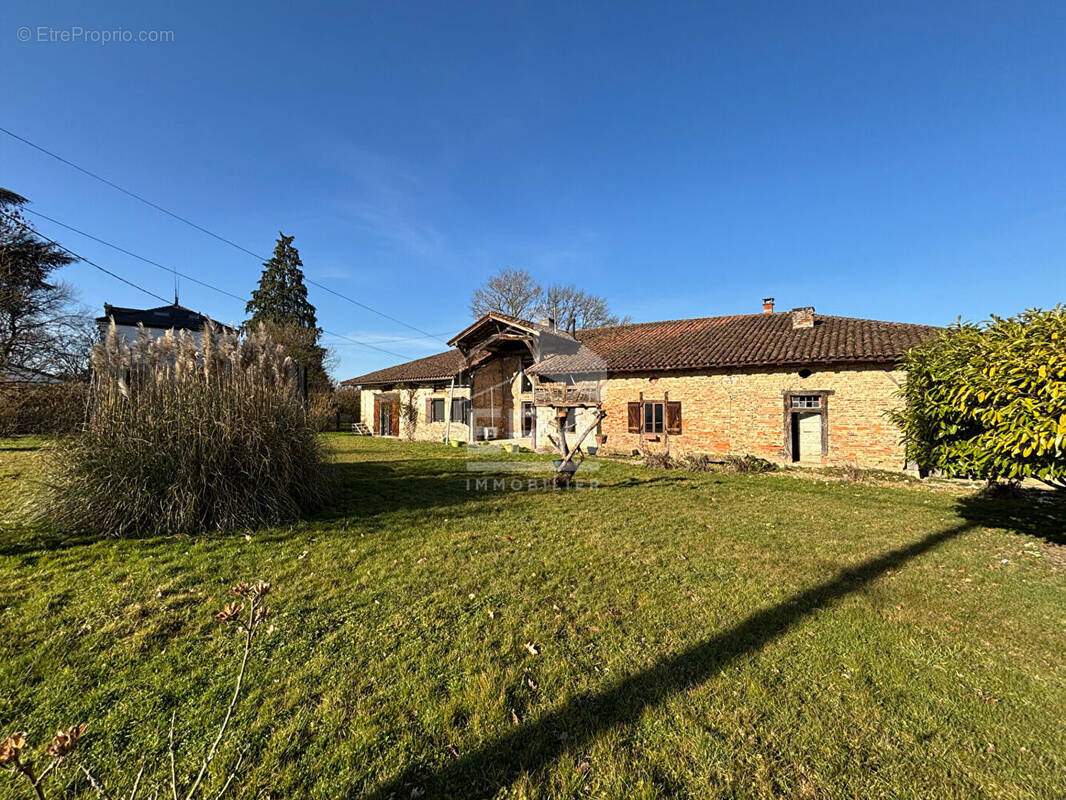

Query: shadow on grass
left=604, top=475, right=705, bottom=490
left=2, top=455, right=559, bottom=556
left=366, top=513, right=988, bottom=799
left=955, top=488, right=1066, bottom=545
left=0, top=527, right=187, bottom=560
left=316, top=459, right=488, bottom=522
left=315, top=457, right=677, bottom=522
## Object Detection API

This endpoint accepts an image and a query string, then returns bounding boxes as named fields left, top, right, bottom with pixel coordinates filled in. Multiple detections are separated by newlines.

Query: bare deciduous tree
left=470, top=269, right=627, bottom=330
left=469, top=268, right=542, bottom=319
left=538, top=284, right=629, bottom=330
left=8, top=282, right=96, bottom=379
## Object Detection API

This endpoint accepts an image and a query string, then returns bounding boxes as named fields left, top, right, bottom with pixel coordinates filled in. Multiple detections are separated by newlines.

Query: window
left=450, top=397, right=469, bottom=423
left=627, top=400, right=682, bottom=435
left=430, top=398, right=446, bottom=422
left=562, top=407, right=576, bottom=433
left=522, top=402, right=535, bottom=436
left=644, top=402, right=664, bottom=434
left=790, top=394, right=821, bottom=409
left=520, top=371, right=533, bottom=393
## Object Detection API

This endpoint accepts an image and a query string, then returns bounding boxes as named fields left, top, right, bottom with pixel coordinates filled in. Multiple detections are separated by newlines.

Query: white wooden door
left=796, top=412, right=821, bottom=461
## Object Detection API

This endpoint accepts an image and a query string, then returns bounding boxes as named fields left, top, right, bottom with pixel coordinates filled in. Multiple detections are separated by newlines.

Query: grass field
left=1, top=434, right=1064, bottom=799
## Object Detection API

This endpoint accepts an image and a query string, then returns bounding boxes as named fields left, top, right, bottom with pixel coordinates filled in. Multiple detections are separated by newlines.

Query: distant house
left=342, top=300, right=939, bottom=471
left=96, top=302, right=236, bottom=347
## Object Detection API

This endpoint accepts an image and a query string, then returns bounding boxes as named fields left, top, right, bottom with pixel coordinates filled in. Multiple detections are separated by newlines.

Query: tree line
left=0, top=189, right=333, bottom=392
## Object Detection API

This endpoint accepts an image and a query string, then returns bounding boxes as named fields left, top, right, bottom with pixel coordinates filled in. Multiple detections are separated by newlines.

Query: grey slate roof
left=96, top=303, right=236, bottom=334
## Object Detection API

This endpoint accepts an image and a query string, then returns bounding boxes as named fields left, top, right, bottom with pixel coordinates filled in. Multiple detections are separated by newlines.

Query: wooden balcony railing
left=533, top=384, right=601, bottom=407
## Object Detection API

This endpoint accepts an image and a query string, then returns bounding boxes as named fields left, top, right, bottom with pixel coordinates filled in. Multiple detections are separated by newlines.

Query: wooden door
left=378, top=401, right=396, bottom=436
left=795, top=412, right=821, bottom=462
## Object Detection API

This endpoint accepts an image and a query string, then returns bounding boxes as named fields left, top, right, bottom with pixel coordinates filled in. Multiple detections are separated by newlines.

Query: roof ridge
left=812, top=313, right=940, bottom=329
left=576, top=312, right=763, bottom=335
left=342, top=347, right=462, bottom=385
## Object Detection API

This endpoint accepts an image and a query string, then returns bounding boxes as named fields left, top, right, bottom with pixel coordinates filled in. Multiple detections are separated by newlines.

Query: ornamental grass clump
left=33, top=321, right=327, bottom=537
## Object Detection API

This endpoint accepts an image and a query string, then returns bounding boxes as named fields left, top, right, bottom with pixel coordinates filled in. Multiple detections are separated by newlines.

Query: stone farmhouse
left=342, top=300, right=939, bottom=470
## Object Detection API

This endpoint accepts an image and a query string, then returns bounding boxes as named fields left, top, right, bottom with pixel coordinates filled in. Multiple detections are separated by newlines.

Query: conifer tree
left=245, top=233, right=330, bottom=391
left=246, top=234, right=318, bottom=329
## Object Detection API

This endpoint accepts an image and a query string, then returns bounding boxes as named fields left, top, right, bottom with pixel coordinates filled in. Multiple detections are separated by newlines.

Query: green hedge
left=891, top=306, right=1066, bottom=487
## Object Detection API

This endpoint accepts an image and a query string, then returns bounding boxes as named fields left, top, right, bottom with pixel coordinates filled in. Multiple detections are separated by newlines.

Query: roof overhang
left=448, top=313, right=584, bottom=369
left=448, top=313, right=542, bottom=350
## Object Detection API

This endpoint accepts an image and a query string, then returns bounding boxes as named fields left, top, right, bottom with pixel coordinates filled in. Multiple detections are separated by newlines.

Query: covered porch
left=450, top=313, right=587, bottom=447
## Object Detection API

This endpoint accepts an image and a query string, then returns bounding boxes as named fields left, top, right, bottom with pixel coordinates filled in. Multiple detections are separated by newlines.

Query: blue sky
left=3, top=1, right=1064, bottom=379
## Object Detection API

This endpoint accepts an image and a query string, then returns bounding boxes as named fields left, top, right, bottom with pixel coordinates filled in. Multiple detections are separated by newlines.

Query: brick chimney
left=791, top=306, right=815, bottom=329
left=538, top=316, right=556, bottom=330
left=762, top=297, right=775, bottom=314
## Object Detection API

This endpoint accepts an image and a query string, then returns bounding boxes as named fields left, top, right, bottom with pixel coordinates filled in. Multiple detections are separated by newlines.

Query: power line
left=301, top=279, right=444, bottom=341
left=6, top=208, right=412, bottom=359
left=0, top=125, right=265, bottom=260
left=323, top=331, right=454, bottom=345
left=310, top=331, right=409, bottom=360
left=24, top=208, right=246, bottom=302
left=1, top=125, right=450, bottom=343
left=1, top=209, right=170, bottom=305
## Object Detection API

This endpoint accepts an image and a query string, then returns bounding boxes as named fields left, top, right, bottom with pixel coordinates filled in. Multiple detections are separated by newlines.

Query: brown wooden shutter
left=373, top=396, right=381, bottom=435
left=666, top=401, right=682, bottom=435
left=425, top=397, right=432, bottom=422
left=627, top=401, right=642, bottom=433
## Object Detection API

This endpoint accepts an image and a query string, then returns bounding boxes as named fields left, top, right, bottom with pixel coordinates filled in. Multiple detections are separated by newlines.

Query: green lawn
left=1, top=435, right=1064, bottom=799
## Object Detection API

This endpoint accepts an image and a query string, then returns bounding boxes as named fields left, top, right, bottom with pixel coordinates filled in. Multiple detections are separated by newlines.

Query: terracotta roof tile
left=342, top=349, right=465, bottom=386
left=345, top=311, right=940, bottom=385
left=556, top=312, right=939, bottom=373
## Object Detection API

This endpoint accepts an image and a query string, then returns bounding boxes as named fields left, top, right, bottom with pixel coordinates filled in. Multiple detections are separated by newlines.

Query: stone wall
left=534, top=405, right=603, bottom=453
left=360, top=384, right=471, bottom=442
left=357, top=361, right=908, bottom=470
left=470, top=355, right=523, bottom=440
left=596, top=364, right=907, bottom=470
